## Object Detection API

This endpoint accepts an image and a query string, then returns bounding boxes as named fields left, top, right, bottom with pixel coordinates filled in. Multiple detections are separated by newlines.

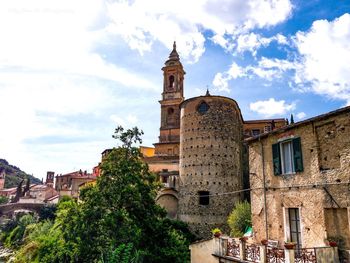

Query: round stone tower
left=178, top=93, right=244, bottom=238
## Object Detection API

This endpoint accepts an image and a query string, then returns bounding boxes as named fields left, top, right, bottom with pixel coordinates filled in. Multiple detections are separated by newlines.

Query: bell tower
left=154, top=42, right=185, bottom=156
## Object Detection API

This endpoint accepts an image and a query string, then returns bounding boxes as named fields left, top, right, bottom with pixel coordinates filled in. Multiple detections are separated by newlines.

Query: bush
left=227, top=201, right=251, bottom=237
left=39, top=205, right=57, bottom=221
left=0, top=195, right=9, bottom=204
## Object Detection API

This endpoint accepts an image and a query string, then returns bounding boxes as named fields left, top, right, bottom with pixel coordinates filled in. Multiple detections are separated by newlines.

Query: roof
left=244, top=118, right=286, bottom=124
left=179, top=95, right=244, bottom=123
left=0, top=187, right=17, bottom=194
left=246, top=105, right=350, bottom=143
left=168, top=41, right=179, bottom=61
left=56, top=170, right=93, bottom=178
left=46, top=195, right=59, bottom=201
left=30, top=184, right=49, bottom=190
left=143, top=155, right=179, bottom=163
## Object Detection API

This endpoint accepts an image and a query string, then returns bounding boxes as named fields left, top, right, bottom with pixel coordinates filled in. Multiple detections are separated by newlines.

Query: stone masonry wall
left=249, top=109, right=350, bottom=248
left=178, top=96, right=244, bottom=239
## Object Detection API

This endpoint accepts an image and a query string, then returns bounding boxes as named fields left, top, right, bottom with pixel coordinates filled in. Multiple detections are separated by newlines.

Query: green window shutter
left=292, top=137, right=303, bottom=172
left=272, top=143, right=281, bottom=175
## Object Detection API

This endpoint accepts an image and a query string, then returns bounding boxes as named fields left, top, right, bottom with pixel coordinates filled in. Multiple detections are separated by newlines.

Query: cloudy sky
left=0, top=0, right=349, bottom=180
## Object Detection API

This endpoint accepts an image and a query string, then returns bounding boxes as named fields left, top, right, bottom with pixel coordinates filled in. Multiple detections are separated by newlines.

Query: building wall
left=147, top=162, right=179, bottom=173
left=140, top=146, right=155, bottom=157
left=248, top=108, right=350, bottom=248
left=189, top=238, right=219, bottom=263
left=178, top=95, right=244, bottom=239
left=243, top=119, right=286, bottom=138
left=156, top=191, right=178, bottom=219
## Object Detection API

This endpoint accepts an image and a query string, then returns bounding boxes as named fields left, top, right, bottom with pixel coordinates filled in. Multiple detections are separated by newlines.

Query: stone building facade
left=178, top=94, right=244, bottom=238
left=247, top=106, right=350, bottom=251
left=55, top=170, right=96, bottom=198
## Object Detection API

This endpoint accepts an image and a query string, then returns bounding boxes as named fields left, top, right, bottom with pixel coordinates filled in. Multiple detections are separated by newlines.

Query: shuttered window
left=272, top=137, right=303, bottom=175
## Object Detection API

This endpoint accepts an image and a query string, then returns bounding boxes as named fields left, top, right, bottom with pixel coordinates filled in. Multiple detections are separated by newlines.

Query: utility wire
left=178, top=181, right=350, bottom=197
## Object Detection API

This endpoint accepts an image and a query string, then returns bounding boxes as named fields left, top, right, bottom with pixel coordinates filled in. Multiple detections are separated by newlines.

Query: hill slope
left=0, top=159, right=42, bottom=188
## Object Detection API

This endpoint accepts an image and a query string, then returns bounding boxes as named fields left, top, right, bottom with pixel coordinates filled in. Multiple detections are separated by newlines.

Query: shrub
left=227, top=201, right=251, bottom=237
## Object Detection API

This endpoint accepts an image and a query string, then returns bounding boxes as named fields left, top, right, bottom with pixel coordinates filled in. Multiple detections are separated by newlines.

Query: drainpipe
left=259, top=136, right=269, bottom=239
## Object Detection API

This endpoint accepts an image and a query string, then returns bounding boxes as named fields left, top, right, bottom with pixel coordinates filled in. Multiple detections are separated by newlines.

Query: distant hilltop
left=0, top=159, right=42, bottom=188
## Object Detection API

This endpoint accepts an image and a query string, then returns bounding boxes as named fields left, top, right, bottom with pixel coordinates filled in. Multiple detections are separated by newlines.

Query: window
left=288, top=208, right=302, bottom=251
left=169, top=75, right=175, bottom=88
left=264, top=125, right=271, bottom=133
left=197, top=101, right=209, bottom=114
left=198, top=191, right=209, bottom=205
left=272, top=137, right=303, bottom=175
left=167, top=107, right=174, bottom=115
left=252, top=129, right=260, bottom=136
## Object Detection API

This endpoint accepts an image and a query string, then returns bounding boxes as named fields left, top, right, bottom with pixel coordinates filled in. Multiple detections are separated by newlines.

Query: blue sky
left=0, top=0, right=349, bottom=180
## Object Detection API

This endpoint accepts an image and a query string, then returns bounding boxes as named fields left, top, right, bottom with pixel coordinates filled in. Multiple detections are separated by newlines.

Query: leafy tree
left=66, top=126, right=193, bottom=262
left=0, top=195, right=9, bottom=204
left=9, top=126, right=194, bottom=262
left=3, top=214, right=37, bottom=248
left=38, top=205, right=57, bottom=221
left=227, top=201, right=252, bottom=237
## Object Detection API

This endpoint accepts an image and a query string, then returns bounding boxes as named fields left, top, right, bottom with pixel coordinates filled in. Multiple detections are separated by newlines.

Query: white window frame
left=280, top=140, right=295, bottom=174
left=284, top=207, right=303, bottom=250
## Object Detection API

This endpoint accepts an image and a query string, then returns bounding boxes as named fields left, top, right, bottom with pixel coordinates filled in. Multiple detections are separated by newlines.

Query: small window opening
left=168, top=107, right=174, bottom=115
left=197, top=101, right=209, bottom=114
left=199, top=191, right=210, bottom=205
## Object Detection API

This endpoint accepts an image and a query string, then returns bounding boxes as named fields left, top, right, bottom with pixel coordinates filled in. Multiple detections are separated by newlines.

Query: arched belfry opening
left=169, top=75, right=175, bottom=88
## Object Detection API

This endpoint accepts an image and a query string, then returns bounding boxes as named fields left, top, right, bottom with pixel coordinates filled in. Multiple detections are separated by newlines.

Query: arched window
left=168, top=107, right=174, bottom=115
left=169, top=75, right=175, bottom=88
left=197, top=101, right=209, bottom=114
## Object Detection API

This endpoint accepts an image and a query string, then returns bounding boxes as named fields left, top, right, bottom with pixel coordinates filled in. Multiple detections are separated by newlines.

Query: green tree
left=10, top=127, right=194, bottom=262
left=0, top=195, right=9, bottom=204
left=227, top=201, right=252, bottom=237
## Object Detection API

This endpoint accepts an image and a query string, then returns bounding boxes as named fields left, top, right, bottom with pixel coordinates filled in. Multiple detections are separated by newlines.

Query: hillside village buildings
left=2, top=42, right=348, bottom=262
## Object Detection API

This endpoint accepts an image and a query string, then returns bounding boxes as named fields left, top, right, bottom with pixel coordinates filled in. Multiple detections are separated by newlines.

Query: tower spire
left=205, top=85, right=211, bottom=96
left=168, top=41, right=180, bottom=61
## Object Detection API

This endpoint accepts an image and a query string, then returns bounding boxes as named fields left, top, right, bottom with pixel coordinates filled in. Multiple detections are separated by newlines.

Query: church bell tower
left=154, top=42, right=185, bottom=156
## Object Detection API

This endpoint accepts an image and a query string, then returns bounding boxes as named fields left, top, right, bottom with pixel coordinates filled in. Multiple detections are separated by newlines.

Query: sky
left=0, top=0, right=349, bottom=180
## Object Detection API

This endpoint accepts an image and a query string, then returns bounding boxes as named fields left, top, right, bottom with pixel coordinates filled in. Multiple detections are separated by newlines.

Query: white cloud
left=296, top=112, right=306, bottom=120
left=0, top=1, right=157, bottom=91
left=246, top=57, right=297, bottom=80
left=110, top=114, right=138, bottom=127
left=105, top=0, right=293, bottom=62
left=250, top=98, right=296, bottom=117
left=294, top=13, right=350, bottom=104
left=212, top=62, right=246, bottom=92
left=235, top=33, right=289, bottom=56
left=213, top=57, right=295, bottom=90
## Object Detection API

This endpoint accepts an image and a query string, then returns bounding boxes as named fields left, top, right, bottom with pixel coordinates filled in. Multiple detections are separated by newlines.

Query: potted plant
left=212, top=228, right=222, bottom=238
left=327, top=236, right=340, bottom=247
left=239, top=236, right=248, bottom=242
left=284, top=241, right=296, bottom=249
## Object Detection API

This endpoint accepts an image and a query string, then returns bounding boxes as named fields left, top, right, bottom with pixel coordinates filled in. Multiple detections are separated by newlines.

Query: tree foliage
left=6, top=126, right=194, bottom=263
left=0, top=195, right=9, bottom=204
left=227, top=201, right=252, bottom=237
